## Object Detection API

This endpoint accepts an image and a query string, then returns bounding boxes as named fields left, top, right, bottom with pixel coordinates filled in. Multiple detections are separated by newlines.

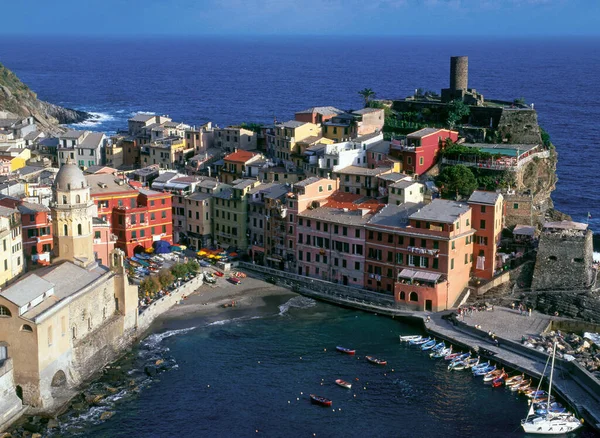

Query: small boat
left=335, top=379, right=352, bottom=389
left=483, top=369, right=505, bottom=382
left=449, top=360, right=467, bottom=371
left=310, top=394, right=332, bottom=407
left=464, top=357, right=480, bottom=369
left=421, top=339, right=437, bottom=351
left=399, top=335, right=422, bottom=343
left=431, top=346, right=451, bottom=359
left=525, top=390, right=547, bottom=399
left=228, top=276, right=241, bottom=285
left=492, top=372, right=508, bottom=387
left=471, top=361, right=490, bottom=372
left=513, top=380, right=531, bottom=392
left=410, top=337, right=431, bottom=346
left=505, top=374, right=525, bottom=387
left=534, top=402, right=566, bottom=416
left=366, top=356, right=387, bottom=366
left=473, top=364, right=496, bottom=376
left=336, top=346, right=356, bottom=355
left=214, top=271, right=224, bottom=277
left=444, top=351, right=463, bottom=361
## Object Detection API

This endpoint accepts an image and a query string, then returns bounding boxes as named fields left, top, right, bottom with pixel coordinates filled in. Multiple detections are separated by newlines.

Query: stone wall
left=496, top=109, right=542, bottom=144
left=504, top=193, right=534, bottom=228
left=535, top=291, right=600, bottom=324
left=532, top=229, right=594, bottom=291
left=0, top=359, right=23, bottom=432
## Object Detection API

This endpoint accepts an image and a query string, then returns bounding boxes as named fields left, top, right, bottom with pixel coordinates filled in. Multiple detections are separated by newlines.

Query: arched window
left=409, top=291, right=419, bottom=302
left=78, top=224, right=82, bottom=236
left=62, top=195, right=67, bottom=204
left=0, top=343, right=8, bottom=361
left=20, top=324, right=33, bottom=332
left=0, top=305, right=11, bottom=317
left=76, top=194, right=81, bottom=204
left=51, top=370, right=67, bottom=387
left=400, top=291, right=406, bottom=301
left=64, top=224, right=68, bottom=236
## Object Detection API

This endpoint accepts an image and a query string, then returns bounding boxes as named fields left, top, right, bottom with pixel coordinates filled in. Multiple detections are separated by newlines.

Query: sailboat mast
left=547, top=341, right=557, bottom=413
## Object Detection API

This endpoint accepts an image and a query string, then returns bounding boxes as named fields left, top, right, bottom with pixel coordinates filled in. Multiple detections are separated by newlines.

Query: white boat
left=430, top=345, right=451, bottom=359
left=521, top=341, right=583, bottom=434
left=399, top=335, right=422, bottom=342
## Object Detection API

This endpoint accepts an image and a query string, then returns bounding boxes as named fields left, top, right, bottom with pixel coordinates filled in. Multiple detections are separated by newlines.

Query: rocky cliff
left=0, top=62, right=90, bottom=132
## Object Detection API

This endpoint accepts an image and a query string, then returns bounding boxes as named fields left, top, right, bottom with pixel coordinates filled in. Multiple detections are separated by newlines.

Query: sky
left=1, top=0, right=599, bottom=37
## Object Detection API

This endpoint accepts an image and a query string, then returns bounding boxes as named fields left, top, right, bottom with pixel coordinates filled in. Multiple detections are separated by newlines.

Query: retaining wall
left=0, top=359, right=24, bottom=432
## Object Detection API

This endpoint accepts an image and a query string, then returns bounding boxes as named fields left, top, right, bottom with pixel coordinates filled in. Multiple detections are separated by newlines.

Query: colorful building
left=221, top=150, right=262, bottom=184
left=0, top=206, right=24, bottom=287
left=184, top=179, right=230, bottom=250
left=214, top=126, right=257, bottom=152
left=468, top=191, right=505, bottom=280
left=390, top=128, right=458, bottom=176
left=365, top=199, right=474, bottom=311
left=333, top=165, right=393, bottom=197
left=270, top=121, right=320, bottom=162
left=294, top=106, right=344, bottom=125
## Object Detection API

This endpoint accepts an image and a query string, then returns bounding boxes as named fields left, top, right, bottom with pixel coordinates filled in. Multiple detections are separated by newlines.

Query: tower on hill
left=441, top=56, right=484, bottom=105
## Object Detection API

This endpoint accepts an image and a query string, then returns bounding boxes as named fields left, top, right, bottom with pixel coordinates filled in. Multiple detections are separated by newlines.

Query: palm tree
left=358, top=88, right=376, bottom=106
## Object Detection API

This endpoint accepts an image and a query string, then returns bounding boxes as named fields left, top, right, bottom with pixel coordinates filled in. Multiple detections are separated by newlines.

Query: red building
left=87, top=173, right=173, bottom=257
left=294, top=106, right=344, bottom=125
left=0, top=196, right=52, bottom=265
left=390, top=128, right=458, bottom=176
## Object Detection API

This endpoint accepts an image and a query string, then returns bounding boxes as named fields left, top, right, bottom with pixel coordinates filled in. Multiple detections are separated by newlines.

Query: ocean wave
left=70, top=111, right=116, bottom=128
left=206, top=315, right=262, bottom=327
left=278, top=296, right=316, bottom=316
left=141, top=326, right=197, bottom=350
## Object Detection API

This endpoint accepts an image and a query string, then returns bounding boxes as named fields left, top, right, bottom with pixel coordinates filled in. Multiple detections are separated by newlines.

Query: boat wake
left=278, top=296, right=317, bottom=316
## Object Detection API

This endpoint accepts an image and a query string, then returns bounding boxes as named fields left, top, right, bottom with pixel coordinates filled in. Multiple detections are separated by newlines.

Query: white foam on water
left=206, top=315, right=262, bottom=327
left=278, top=296, right=317, bottom=316
left=141, top=326, right=197, bottom=350
left=70, top=111, right=116, bottom=128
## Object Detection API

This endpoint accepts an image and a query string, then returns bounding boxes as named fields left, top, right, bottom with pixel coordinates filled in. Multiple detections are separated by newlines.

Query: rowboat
left=410, top=337, right=431, bottom=346
left=214, top=271, right=224, bottom=277
left=505, top=374, right=525, bottom=387
left=471, top=361, right=490, bottom=372
left=483, top=368, right=505, bottom=382
left=431, top=341, right=445, bottom=352
left=366, top=356, right=387, bottom=366
left=473, top=365, right=496, bottom=376
left=399, top=335, right=422, bottom=342
left=449, top=360, right=467, bottom=371
left=525, top=389, right=547, bottom=399
left=514, top=380, right=531, bottom=392
left=310, top=394, right=332, bottom=407
left=336, top=346, right=356, bottom=355
left=421, top=339, right=437, bottom=350
left=444, top=351, right=463, bottom=361
left=464, top=357, right=480, bottom=369
left=492, top=371, right=508, bottom=387
left=534, top=402, right=566, bottom=415
left=335, top=379, right=352, bottom=389
left=431, top=346, right=451, bottom=358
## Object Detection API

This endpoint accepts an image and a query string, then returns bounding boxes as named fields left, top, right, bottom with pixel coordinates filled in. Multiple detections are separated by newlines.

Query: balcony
left=397, top=268, right=444, bottom=287
left=406, top=246, right=440, bottom=257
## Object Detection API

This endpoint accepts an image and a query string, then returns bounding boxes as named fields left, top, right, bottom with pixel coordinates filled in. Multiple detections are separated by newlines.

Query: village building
left=269, top=120, right=321, bottom=163
left=0, top=206, right=24, bottom=287
left=390, top=128, right=458, bottom=176
left=468, top=191, right=505, bottom=280
left=365, top=199, right=475, bottom=311
left=214, top=126, right=257, bottom=152
left=140, top=137, right=189, bottom=170
left=388, top=178, right=426, bottom=205
left=57, top=130, right=106, bottom=169
left=220, top=150, right=263, bottom=184
left=333, top=165, right=394, bottom=197
left=184, top=179, right=230, bottom=250
left=294, top=106, right=345, bottom=125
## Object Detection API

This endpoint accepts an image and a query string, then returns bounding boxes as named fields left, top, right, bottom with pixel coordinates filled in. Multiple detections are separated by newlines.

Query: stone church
left=0, top=161, right=139, bottom=416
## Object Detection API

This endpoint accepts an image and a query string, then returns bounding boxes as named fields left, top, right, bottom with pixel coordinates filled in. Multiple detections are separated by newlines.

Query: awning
left=398, top=268, right=441, bottom=283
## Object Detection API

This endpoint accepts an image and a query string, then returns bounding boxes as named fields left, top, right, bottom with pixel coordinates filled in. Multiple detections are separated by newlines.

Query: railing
left=441, top=150, right=550, bottom=172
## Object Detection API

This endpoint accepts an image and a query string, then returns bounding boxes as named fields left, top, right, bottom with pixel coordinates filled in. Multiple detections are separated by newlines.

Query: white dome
left=54, top=161, right=87, bottom=191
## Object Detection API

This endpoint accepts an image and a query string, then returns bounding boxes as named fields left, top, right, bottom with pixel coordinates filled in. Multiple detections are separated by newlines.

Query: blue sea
left=1, top=37, right=599, bottom=436
left=0, top=36, right=598, bottom=233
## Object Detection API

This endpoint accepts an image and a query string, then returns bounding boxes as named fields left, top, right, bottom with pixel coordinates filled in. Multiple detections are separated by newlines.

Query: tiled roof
left=407, top=128, right=444, bottom=138
left=409, top=199, right=470, bottom=223
left=335, top=165, right=392, bottom=176
left=295, top=106, right=344, bottom=116
left=367, top=203, right=422, bottom=228
left=299, top=207, right=375, bottom=226
left=224, top=150, right=257, bottom=163
left=294, top=177, right=322, bottom=187
left=468, top=190, right=502, bottom=205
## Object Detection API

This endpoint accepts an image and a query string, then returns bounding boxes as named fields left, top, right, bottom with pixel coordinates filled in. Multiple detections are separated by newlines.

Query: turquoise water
left=49, top=295, right=586, bottom=438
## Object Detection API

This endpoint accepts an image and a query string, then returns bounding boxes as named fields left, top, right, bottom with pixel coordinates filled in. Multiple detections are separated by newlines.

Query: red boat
left=366, top=356, right=387, bottom=366
left=492, top=372, right=508, bottom=387
left=335, top=379, right=352, bottom=389
left=336, top=346, right=356, bottom=355
left=310, top=394, right=332, bottom=407
left=228, top=276, right=241, bottom=285
left=214, top=271, right=224, bottom=277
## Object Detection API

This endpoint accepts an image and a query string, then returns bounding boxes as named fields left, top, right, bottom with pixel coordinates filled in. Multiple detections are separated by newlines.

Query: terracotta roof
left=224, top=150, right=257, bottom=163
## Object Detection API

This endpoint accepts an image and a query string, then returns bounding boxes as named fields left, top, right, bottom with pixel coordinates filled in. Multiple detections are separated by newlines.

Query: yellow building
left=0, top=206, right=24, bottom=287
left=0, top=149, right=31, bottom=175
left=141, top=137, right=190, bottom=169
left=0, top=163, right=139, bottom=412
left=273, top=121, right=320, bottom=162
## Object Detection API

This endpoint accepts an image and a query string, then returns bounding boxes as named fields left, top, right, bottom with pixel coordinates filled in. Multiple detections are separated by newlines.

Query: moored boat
left=471, top=361, right=490, bottom=372
left=464, top=357, right=480, bottom=369
left=399, top=335, right=422, bottom=342
left=366, top=356, right=387, bottom=366
left=336, top=346, right=356, bottom=355
left=511, top=379, right=531, bottom=392
left=505, top=374, right=525, bottom=387
left=492, top=371, right=508, bottom=387
left=444, top=351, right=463, bottom=361
left=431, top=346, right=451, bottom=359
left=421, top=339, right=437, bottom=351
left=310, top=394, right=332, bottom=407
left=335, top=379, right=352, bottom=389
left=410, top=337, right=431, bottom=346
left=473, top=364, right=496, bottom=376
left=449, top=360, right=466, bottom=371
left=483, top=368, right=505, bottom=382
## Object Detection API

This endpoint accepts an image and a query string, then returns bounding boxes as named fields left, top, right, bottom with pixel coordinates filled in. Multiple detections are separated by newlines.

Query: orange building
left=365, top=199, right=475, bottom=311
left=221, top=150, right=261, bottom=184
left=468, top=191, right=505, bottom=280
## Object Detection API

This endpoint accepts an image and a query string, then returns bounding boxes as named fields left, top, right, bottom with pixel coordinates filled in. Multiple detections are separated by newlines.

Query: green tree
left=171, top=263, right=189, bottom=279
left=446, top=99, right=470, bottom=128
left=186, top=259, right=200, bottom=274
left=358, top=88, right=376, bottom=106
left=436, top=165, right=478, bottom=199
left=158, top=268, right=175, bottom=289
left=140, top=276, right=161, bottom=297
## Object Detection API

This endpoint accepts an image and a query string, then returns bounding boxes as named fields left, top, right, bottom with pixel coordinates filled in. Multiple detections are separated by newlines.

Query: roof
left=468, top=190, right=502, bottom=205
left=0, top=205, right=18, bottom=217
left=352, top=107, right=383, bottom=115
left=18, top=202, right=49, bottom=214
left=409, top=199, right=471, bottom=223
left=54, top=161, right=87, bottom=191
left=296, top=135, right=324, bottom=145
left=335, top=165, right=392, bottom=176
left=543, top=221, right=588, bottom=231
left=355, top=131, right=384, bottom=143
left=513, top=225, right=536, bottom=236
left=232, top=179, right=258, bottom=190
left=398, top=268, right=441, bottom=283
left=407, top=128, right=445, bottom=138
left=186, top=192, right=211, bottom=201
left=390, top=179, right=421, bottom=189
left=129, top=113, right=156, bottom=123
left=86, top=174, right=136, bottom=195
left=366, top=140, right=390, bottom=153
left=84, top=165, right=116, bottom=175
left=152, top=172, right=180, bottom=184
left=294, top=177, right=322, bottom=187
left=224, top=150, right=257, bottom=163
left=0, top=274, right=55, bottom=307
left=78, top=132, right=104, bottom=149
left=59, top=129, right=87, bottom=140
left=378, top=172, right=409, bottom=183
left=367, top=203, right=422, bottom=228
left=138, top=188, right=166, bottom=197
left=248, top=183, right=289, bottom=201
left=296, top=106, right=344, bottom=116
left=299, top=206, right=375, bottom=226
left=278, top=120, right=306, bottom=129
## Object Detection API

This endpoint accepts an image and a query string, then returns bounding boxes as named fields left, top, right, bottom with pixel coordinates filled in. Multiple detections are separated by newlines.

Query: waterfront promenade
left=239, top=264, right=600, bottom=431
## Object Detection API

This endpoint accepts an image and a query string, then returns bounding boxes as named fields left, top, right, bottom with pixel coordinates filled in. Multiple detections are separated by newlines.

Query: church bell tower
left=51, top=160, right=96, bottom=268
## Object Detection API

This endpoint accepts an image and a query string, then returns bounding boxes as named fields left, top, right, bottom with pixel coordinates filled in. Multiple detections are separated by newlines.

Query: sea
left=1, top=37, right=599, bottom=436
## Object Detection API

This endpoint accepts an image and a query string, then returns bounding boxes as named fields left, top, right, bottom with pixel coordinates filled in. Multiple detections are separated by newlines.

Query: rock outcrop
left=0, top=62, right=90, bottom=132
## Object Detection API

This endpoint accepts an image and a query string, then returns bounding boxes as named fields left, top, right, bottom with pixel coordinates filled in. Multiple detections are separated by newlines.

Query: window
left=481, top=205, right=486, bottom=213
left=419, top=157, right=424, bottom=165
left=64, top=224, right=68, bottom=236
left=433, top=258, right=439, bottom=269
left=355, top=229, right=360, bottom=238
left=451, top=258, right=454, bottom=270
left=451, top=241, right=455, bottom=250
left=396, top=253, right=403, bottom=264
left=0, top=305, right=12, bottom=317
left=513, top=203, right=519, bottom=209
left=78, top=224, right=82, bottom=236
left=409, top=292, right=418, bottom=302
left=480, top=220, right=486, bottom=229
left=342, top=227, right=347, bottom=236
left=94, top=231, right=101, bottom=239
left=465, top=253, right=469, bottom=264
left=355, top=262, right=360, bottom=270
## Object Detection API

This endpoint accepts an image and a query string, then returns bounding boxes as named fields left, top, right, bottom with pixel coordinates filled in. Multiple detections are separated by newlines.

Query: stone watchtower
left=441, top=56, right=484, bottom=105
left=532, top=221, right=595, bottom=291
left=51, top=160, right=97, bottom=268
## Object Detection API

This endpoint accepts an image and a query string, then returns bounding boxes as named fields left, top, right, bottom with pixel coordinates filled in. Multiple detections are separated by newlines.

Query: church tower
left=51, top=160, right=96, bottom=268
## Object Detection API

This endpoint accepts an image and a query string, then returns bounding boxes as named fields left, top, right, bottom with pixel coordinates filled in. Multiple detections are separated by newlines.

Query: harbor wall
left=0, top=359, right=24, bottom=432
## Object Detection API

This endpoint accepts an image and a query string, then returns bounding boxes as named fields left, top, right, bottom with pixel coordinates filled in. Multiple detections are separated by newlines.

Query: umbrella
left=230, top=252, right=238, bottom=257
left=145, top=247, right=154, bottom=253
left=153, top=240, right=171, bottom=254
left=171, top=246, right=183, bottom=252
left=198, top=251, right=207, bottom=256
left=179, top=245, right=187, bottom=250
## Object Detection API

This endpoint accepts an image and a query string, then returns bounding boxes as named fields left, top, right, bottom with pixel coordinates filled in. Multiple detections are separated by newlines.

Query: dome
left=54, top=161, right=87, bottom=191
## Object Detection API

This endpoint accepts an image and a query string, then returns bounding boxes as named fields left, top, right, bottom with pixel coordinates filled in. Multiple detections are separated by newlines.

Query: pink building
left=92, top=218, right=117, bottom=266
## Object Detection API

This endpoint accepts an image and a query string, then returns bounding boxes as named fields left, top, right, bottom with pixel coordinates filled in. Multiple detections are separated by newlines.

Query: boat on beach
left=335, top=379, right=352, bottom=389
left=336, top=346, right=356, bottom=355
left=310, top=394, right=332, bottom=407
left=366, top=356, right=387, bottom=365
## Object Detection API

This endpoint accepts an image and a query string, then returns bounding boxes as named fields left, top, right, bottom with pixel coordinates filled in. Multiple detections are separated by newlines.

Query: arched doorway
left=51, top=370, right=67, bottom=387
